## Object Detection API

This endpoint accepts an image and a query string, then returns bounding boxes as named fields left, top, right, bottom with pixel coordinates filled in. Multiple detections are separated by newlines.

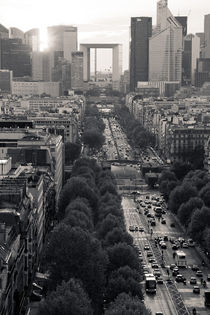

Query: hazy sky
left=1, top=0, right=210, bottom=70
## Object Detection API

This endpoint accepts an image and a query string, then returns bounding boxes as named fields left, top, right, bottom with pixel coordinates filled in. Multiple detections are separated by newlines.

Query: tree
left=96, top=214, right=124, bottom=240
left=43, top=224, right=108, bottom=309
left=98, top=205, right=123, bottom=222
left=199, top=183, right=210, bottom=207
left=159, top=170, right=177, bottom=183
left=104, top=293, right=151, bottom=315
left=65, top=142, right=81, bottom=165
left=83, top=130, right=105, bottom=150
left=58, top=177, right=98, bottom=218
left=63, top=210, right=94, bottom=231
left=103, top=227, right=133, bottom=247
left=99, top=182, right=118, bottom=196
left=168, top=183, right=197, bottom=214
left=188, top=206, right=210, bottom=242
left=106, top=243, right=140, bottom=274
left=177, top=197, right=203, bottom=227
left=38, top=278, right=93, bottom=315
left=184, top=170, right=209, bottom=191
left=106, top=274, right=143, bottom=303
left=159, top=180, right=178, bottom=201
left=171, top=162, right=193, bottom=180
left=65, top=197, right=93, bottom=220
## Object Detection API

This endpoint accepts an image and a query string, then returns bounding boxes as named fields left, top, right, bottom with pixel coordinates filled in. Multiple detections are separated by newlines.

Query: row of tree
left=114, top=104, right=155, bottom=149
left=159, top=165, right=210, bottom=254
left=39, top=158, right=151, bottom=315
left=82, top=105, right=105, bottom=151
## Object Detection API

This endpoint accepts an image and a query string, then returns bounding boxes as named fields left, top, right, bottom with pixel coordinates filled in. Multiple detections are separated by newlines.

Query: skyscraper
left=71, top=51, right=83, bottom=90
left=204, top=14, right=210, bottom=58
left=24, top=28, right=40, bottom=52
left=9, top=27, right=24, bottom=42
left=149, top=0, right=183, bottom=83
left=130, top=17, right=152, bottom=91
left=32, top=52, right=50, bottom=81
left=183, top=34, right=200, bottom=85
left=0, top=38, right=31, bottom=77
left=48, top=25, right=77, bottom=63
left=175, top=16, right=187, bottom=37
left=0, top=24, right=9, bottom=39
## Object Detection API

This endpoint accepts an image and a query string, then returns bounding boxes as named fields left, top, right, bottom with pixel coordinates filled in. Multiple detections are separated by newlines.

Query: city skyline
left=0, top=0, right=210, bottom=70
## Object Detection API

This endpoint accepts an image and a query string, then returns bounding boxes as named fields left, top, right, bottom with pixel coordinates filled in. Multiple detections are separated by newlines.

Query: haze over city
left=1, top=0, right=210, bottom=69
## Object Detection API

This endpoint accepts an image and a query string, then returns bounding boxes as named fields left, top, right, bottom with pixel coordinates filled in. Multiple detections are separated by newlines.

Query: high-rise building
left=204, top=14, right=210, bottom=58
left=183, top=34, right=200, bottom=85
left=48, top=25, right=77, bottom=63
left=195, top=58, right=210, bottom=87
left=149, top=0, right=183, bottom=83
left=0, top=70, right=13, bottom=92
left=0, top=24, right=9, bottom=39
left=0, top=38, right=31, bottom=77
left=24, top=28, right=40, bottom=52
left=175, top=16, right=187, bottom=37
left=129, top=17, right=152, bottom=91
left=71, top=51, right=83, bottom=90
left=9, top=27, right=24, bottom=42
left=196, top=32, right=205, bottom=57
left=32, top=51, right=50, bottom=81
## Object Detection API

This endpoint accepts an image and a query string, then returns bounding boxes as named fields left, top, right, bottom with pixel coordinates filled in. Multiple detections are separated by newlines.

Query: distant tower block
left=80, top=43, right=122, bottom=90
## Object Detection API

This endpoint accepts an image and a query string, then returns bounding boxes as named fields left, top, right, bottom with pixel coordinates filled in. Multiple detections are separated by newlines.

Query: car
left=32, top=282, right=43, bottom=293
left=162, top=209, right=166, bottom=214
left=138, top=227, right=144, bottom=232
left=170, top=223, right=175, bottom=227
left=154, top=269, right=161, bottom=278
left=155, top=313, right=163, bottom=315
left=151, top=220, right=156, bottom=226
left=207, top=274, right=210, bottom=281
left=172, top=244, right=179, bottom=250
left=193, top=286, right=200, bottom=294
left=147, top=251, right=153, bottom=257
left=182, top=242, right=189, bottom=248
left=161, top=218, right=166, bottom=224
left=129, top=226, right=135, bottom=232
left=172, top=269, right=179, bottom=277
left=176, top=274, right=185, bottom=283
left=147, top=213, right=152, bottom=218
left=148, top=258, right=156, bottom=263
left=157, top=277, right=164, bottom=284
left=170, top=264, right=176, bottom=270
left=196, top=270, right=203, bottom=277
left=152, top=263, right=159, bottom=269
left=144, top=245, right=150, bottom=250
left=135, top=226, right=138, bottom=231
left=163, top=235, right=168, bottom=241
left=190, top=277, right=197, bottom=284
left=192, top=265, right=199, bottom=271
left=148, top=205, right=152, bottom=209
left=160, top=242, right=167, bottom=249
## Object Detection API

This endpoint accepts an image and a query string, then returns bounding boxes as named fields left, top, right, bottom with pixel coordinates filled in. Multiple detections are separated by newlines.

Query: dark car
left=176, top=274, right=185, bottom=283
left=170, top=264, right=176, bottom=270
left=151, top=220, right=156, bottom=226
left=139, top=227, right=144, bottom=232
left=193, top=286, right=200, bottom=294
left=161, top=218, right=166, bottom=224
left=172, top=269, right=179, bottom=277
left=196, top=270, right=203, bottom=277
left=163, top=235, right=168, bottom=241
left=170, top=223, right=175, bottom=228
left=157, top=277, right=164, bottom=284
left=192, top=265, right=199, bottom=271
left=172, top=244, right=179, bottom=250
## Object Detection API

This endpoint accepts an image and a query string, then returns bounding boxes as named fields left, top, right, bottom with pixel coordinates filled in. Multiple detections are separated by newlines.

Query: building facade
left=12, top=81, right=61, bottom=97
left=183, top=34, right=200, bottom=85
left=32, top=51, right=51, bottom=81
left=130, top=17, right=152, bottom=91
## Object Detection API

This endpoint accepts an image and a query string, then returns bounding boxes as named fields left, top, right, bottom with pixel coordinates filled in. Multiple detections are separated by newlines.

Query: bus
left=175, top=250, right=187, bottom=267
left=145, top=274, right=157, bottom=293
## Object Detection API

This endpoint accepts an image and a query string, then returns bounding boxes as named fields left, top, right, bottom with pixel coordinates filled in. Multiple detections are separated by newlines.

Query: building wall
left=32, top=52, right=50, bottom=81
left=71, top=51, right=83, bottom=90
left=12, top=81, right=61, bottom=97
left=204, top=14, right=210, bottom=58
left=0, top=70, right=12, bottom=92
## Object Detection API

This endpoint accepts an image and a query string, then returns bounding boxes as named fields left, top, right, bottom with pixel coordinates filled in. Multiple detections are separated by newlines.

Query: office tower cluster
left=0, top=23, right=86, bottom=95
left=129, top=0, right=210, bottom=95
